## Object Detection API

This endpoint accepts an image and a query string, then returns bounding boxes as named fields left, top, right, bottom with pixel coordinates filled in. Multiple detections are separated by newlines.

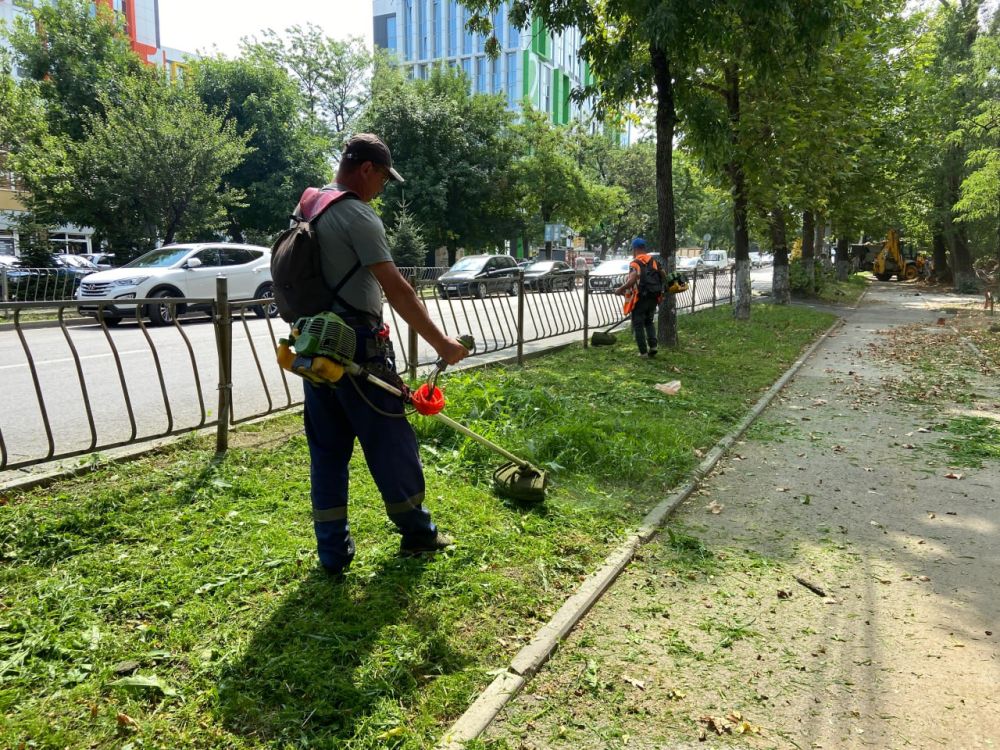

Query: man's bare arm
left=369, top=261, right=468, bottom=364
left=615, top=268, right=639, bottom=296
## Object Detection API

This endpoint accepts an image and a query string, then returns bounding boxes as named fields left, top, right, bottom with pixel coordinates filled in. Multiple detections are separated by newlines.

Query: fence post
left=729, top=268, right=734, bottom=301
left=215, top=276, right=233, bottom=456
left=1, top=268, right=7, bottom=318
left=582, top=269, right=590, bottom=348
left=712, top=270, right=717, bottom=308
left=690, top=270, right=697, bottom=313
left=407, top=272, right=419, bottom=381
left=516, top=269, right=525, bottom=365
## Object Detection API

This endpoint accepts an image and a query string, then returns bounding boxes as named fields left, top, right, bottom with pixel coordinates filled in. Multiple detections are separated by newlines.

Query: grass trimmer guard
left=492, top=461, right=548, bottom=504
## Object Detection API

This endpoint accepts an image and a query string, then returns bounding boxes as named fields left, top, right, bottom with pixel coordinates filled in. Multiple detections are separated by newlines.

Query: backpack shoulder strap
left=296, top=187, right=359, bottom=222
left=294, top=186, right=377, bottom=323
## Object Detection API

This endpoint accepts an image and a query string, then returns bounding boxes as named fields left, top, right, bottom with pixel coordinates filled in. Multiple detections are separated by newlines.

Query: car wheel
left=252, top=282, right=278, bottom=318
left=148, top=290, right=178, bottom=326
left=508, top=282, right=517, bottom=296
left=475, top=281, right=487, bottom=299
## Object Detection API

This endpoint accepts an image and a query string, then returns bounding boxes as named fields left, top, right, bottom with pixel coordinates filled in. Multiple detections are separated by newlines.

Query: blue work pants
left=630, top=295, right=658, bottom=354
left=303, top=371, right=437, bottom=572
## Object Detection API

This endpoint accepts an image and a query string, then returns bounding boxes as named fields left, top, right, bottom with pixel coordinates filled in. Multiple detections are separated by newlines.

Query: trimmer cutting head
left=493, top=461, right=548, bottom=504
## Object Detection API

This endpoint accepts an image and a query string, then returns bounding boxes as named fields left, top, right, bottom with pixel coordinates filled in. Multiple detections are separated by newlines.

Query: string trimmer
left=277, top=312, right=548, bottom=503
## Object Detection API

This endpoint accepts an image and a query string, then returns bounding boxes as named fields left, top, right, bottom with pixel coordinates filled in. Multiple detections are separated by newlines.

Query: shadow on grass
left=216, top=555, right=469, bottom=745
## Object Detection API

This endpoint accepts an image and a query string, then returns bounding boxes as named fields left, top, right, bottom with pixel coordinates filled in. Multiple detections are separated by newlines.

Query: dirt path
left=484, top=283, right=999, bottom=750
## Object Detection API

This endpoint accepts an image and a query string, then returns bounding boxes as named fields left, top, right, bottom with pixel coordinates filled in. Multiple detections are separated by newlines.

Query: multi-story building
left=372, top=0, right=597, bottom=127
left=0, top=0, right=193, bottom=256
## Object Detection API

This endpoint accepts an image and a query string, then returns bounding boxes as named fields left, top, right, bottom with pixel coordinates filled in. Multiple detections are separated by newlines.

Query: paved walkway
left=484, top=283, right=999, bottom=749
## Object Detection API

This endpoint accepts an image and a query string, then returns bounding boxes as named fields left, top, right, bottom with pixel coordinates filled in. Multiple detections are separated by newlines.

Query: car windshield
left=597, top=260, right=631, bottom=274
left=525, top=261, right=555, bottom=271
left=125, top=247, right=194, bottom=268
left=59, top=255, right=96, bottom=269
left=450, top=256, right=489, bottom=272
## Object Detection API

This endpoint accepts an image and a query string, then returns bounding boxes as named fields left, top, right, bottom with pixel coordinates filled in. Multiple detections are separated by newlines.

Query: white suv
left=76, top=243, right=276, bottom=326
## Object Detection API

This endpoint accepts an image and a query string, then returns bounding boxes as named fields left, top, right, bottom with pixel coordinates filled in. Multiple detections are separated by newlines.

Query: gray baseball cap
left=342, top=133, right=404, bottom=183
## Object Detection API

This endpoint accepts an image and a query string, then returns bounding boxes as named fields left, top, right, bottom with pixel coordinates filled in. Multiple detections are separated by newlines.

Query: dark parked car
left=53, top=254, right=100, bottom=280
left=522, top=260, right=576, bottom=292
left=436, top=254, right=519, bottom=298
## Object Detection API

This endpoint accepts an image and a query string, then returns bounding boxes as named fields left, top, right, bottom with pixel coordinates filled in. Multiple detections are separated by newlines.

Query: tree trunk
left=814, top=217, right=826, bottom=260
left=446, top=240, right=458, bottom=266
left=835, top=235, right=849, bottom=282
left=725, top=64, right=751, bottom=321
left=943, top=150, right=975, bottom=289
left=229, top=218, right=245, bottom=244
left=651, top=44, right=678, bottom=348
left=801, top=209, right=815, bottom=293
left=932, top=219, right=952, bottom=284
left=770, top=207, right=790, bottom=304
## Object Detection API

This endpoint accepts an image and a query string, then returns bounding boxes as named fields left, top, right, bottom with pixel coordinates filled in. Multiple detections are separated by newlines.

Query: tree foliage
left=4, top=0, right=146, bottom=141
left=243, top=25, right=373, bottom=138
left=362, top=65, right=519, bottom=263
left=386, top=204, right=427, bottom=267
left=186, top=55, right=331, bottom=242
left=67, top=77, right=249, bottom=251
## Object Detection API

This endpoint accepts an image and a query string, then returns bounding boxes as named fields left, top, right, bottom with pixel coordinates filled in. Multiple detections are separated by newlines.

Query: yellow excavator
left=872, top=229, right=927, bottom=281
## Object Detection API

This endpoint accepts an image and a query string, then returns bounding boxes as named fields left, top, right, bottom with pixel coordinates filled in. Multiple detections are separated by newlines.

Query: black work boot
left=399, top=532, right=455, bottom=557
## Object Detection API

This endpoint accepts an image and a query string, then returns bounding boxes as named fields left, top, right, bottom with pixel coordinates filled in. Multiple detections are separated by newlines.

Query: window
left=493, top=7, right=504, bottom=48
left=492, top=57, right=502, bottom=94
left=386, top=16, right=397, bottom=52
left=219, top=248, right=259, bottom=265
left=462, top=57, right=472, bottom=87
left=193, top=248, right=221, bottom=267
left=403, top=0, right=413, bottom=59
left=433, top=0, right=442, bottom=57
left=462, top=7, right=472, bottom=54
left=419, top=0, right=427, bottom=58
left=0, top=231, right=15, bottom=255
left=476, top=57, right=486, bottom=93
left=508, top=9, right=520, bottom=49
left=448, top=0, right=458, bottom=56
left=507, top=52, right=517, bottom=108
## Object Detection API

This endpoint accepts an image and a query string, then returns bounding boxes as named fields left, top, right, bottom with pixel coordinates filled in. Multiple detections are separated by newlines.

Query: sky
left=158, top=0, right=374, bottom=57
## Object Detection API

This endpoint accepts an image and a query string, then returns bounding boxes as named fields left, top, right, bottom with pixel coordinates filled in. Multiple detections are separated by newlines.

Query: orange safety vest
left=623, top=253, right=662, bottom=315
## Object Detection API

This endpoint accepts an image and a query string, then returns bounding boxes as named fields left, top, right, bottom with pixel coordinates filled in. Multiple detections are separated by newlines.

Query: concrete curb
left=435, top=313, right=847, bottom=750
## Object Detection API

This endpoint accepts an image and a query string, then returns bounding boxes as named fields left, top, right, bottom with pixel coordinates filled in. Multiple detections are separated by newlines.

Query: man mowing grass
left=296, top=134, right=469, bottom=577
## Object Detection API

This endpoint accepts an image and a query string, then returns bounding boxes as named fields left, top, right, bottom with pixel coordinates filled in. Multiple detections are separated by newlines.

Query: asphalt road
left=0, top=268, right=770, bottom=472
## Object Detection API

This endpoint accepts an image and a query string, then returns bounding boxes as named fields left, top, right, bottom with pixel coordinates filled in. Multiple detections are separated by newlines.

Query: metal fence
left=1, top=267, right=87, bottom=305
left=0, top=268, right=734, bottom=473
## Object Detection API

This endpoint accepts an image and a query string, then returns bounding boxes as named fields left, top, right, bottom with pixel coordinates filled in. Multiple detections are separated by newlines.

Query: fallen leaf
left=777, top=589, right=792, bottom=599
left=699, top=715, right=729, bottom=735
left=116, top=713, right=139, bottom=729
left=706, top=501, right=724, bottom=514
left=110, top=674, right=176, bottom=697
left=776, top=486, right=790, bottom=493
left=944, top=473, right=963, bottom=480
left=654, top=380, right=682, bottom=395
left=812, top=399, right=828, bottom=406
left=623, top=675, right=646, bottom=690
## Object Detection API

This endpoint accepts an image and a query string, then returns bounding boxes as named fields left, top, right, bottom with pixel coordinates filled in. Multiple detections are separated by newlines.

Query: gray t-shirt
left=313, top=183, right=392, bottom=319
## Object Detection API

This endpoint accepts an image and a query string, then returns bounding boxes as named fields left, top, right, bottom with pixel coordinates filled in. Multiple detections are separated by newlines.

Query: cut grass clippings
left=0, top=304, right=835, bottom=750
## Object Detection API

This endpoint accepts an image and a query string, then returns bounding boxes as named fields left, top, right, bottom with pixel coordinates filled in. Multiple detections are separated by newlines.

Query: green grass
left=0, top=304, right=834, bottom=750
left=813, top=273, right=868, bottom=305
left=933, top=416, right=1000, bottom=467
